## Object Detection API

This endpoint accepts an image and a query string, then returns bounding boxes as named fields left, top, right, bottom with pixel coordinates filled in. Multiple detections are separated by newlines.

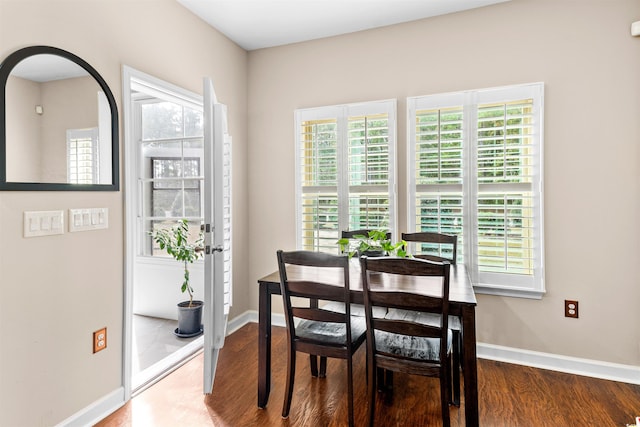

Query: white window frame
left=294, top=99, right=397, bottom=252
left=408, top=83, right=545, bottom=299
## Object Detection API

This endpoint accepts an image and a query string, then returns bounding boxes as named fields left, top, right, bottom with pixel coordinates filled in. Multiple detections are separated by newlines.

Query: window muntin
left=296, top=101, right=396, bottom=253
left=408, top=84, right=544, bottom=297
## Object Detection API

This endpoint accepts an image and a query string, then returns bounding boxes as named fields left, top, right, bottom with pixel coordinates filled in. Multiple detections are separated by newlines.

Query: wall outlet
left=93, top=327, right=107, bottom=353
left=564, top=300, right=578, bottom=318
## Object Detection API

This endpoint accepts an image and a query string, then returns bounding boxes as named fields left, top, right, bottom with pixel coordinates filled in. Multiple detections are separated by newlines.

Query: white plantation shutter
left=408, top=83, right=544, bottom=298
left=347, top=111, right=392, bottom=231
left=298, top=116, right=339, bottom=252
left=409, top=103, right=465, bottom=261
left=221, top=131, right=232, bottom=314
left=296, top=100, right=396, bottom=253
left=67, top=128, right=99, bottom=184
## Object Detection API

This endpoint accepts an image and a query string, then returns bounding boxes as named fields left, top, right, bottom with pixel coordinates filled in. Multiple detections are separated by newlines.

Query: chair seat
left=296, top=316, right=366, bottom=346
left=386, top=308, right=461, bottom=331
left=374, top=329, right=452, bottom=361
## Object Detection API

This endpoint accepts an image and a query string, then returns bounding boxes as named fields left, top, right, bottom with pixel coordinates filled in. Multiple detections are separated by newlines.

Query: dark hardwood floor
left=96, top=323, right=640, bottom=426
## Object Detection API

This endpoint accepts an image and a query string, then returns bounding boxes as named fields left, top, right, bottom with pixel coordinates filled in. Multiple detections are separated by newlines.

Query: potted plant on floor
left=337, top=229, right=408, bottom=258
left=150, top=219, right=205, bottom=337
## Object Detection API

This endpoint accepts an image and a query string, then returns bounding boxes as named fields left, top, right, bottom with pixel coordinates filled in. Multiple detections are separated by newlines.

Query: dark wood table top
left=258, top=260, right=477, bottom=307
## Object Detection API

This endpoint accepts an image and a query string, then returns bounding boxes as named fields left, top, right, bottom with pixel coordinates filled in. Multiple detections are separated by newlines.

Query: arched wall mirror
left=0, top=45, right=119, bottom=190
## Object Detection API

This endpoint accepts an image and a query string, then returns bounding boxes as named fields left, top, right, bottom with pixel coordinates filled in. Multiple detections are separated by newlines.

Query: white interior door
left=203, top=77, right=232, bottom=394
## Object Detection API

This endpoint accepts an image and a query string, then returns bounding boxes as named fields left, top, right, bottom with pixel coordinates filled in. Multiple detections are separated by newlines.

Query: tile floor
left=132, top=314, right=201, bottom=375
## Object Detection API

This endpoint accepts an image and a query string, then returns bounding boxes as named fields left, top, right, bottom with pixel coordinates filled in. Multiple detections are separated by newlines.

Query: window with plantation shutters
left=408, top=83, right=544, bottom=298
left=295, top=100, right=397, bottom=254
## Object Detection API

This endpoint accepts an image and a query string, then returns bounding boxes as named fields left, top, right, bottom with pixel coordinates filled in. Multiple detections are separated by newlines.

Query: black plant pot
left=361, top=250, right=385, bottom=257
left=175, top=300, right=203, bottom=338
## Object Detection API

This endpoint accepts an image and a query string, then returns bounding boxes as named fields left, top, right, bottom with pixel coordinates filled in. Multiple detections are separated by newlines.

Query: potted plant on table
left=337, top=229, right=408, bottom=258
left=149, top=219, right=204, bottom=337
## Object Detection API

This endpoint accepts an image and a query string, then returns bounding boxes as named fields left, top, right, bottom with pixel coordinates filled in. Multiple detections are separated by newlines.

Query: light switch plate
left=69, top=208, right=108, bottom=232
left=24, top=211, right=65, bottom=237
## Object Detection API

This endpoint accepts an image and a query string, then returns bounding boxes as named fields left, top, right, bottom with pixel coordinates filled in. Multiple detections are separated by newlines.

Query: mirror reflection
left=5, top=54, right=112, bottom=184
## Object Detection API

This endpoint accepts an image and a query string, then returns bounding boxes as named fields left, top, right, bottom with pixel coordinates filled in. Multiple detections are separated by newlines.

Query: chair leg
left=319, top=356, right=327, bottom=377
left=385, top=369, right=394, bottom=390
left=309, top=354, right=318, bottom=377
left=347, top=356, right=355, bottom=427
left=458, top=328, right=464, bottom=373
left=368, top=358, right=377, bottom=427
left=376, top=367, right=385, bottom=392
left=441, top=362, right=451, bottom=427
left=282, top=348, right=297, bottom=418
left=452, top=331, right=461, bottom=406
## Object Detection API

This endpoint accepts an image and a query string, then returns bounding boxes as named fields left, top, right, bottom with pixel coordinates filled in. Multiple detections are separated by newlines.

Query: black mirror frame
left=0, top=45, right=119, bottom=191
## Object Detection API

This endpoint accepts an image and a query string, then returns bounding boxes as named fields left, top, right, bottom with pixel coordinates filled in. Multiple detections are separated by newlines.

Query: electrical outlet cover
left=93, top=327, right=107, bottom=353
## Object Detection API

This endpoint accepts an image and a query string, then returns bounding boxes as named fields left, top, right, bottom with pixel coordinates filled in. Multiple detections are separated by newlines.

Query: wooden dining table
left=257, top=260, right=479, bottom=426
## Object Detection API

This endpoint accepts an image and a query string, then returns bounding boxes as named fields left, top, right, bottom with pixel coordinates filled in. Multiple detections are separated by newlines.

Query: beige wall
left=40, top=76, right=98, bottom=182
left=0, top=0, right=248, bottom=425
left=248, top=0, right=640, bottom=367
left=6, top=76, right=42, bottom=181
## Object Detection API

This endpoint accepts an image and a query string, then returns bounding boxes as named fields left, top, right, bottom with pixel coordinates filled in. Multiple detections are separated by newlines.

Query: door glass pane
left=184, top=106, right=203, bottom=138
left=139, top=100, right=204, bottom=257
left=141, top=101, right=184, bottom=140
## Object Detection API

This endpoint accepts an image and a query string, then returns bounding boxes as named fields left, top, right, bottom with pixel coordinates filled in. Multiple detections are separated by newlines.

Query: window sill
left=473, top=284, right=545, bottom=300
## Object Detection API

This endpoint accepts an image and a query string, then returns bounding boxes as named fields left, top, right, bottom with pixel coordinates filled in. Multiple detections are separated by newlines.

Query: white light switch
left=51, top=215, right=62, bottom=231
left=24, top=211, right=64, bottom=237
left=40, top=217, right=51, bottom=230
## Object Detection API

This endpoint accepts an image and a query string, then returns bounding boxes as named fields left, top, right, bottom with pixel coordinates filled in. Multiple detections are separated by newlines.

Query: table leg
left=258, top=281, right=271, bottom=408
left=462, top=305, right=479, bottom=426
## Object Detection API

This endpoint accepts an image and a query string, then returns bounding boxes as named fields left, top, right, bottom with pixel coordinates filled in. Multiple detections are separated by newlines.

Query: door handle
left=206, top=245, right=224, bottom=254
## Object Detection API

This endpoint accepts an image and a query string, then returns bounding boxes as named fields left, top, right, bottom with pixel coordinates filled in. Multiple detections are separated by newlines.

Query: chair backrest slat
left=287, top=280, right=345, bottom=301
left=368, top=291, right=443, bottom=313
left=291, top=307, right=347, bottom=323
left=402, top=232, right=458, bottom=264
left=372, top=318, right=441, bottom=338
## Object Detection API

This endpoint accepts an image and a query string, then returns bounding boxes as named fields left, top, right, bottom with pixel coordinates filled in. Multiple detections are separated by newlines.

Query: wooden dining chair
left=402, top=231, right=462, bottom=404
left=276, top=250, right=367, bottom=427
left=360, top=256, right=457, bottom=427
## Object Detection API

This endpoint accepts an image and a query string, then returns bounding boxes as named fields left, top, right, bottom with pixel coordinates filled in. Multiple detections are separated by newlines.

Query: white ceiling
left=177, top=0, right=510, bottom=51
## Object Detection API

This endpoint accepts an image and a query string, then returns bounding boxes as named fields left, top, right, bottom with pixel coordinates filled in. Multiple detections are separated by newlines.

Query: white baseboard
left=477, top=342, right=640, bottom=385
left=231, top=309, right=285, bottom=330
left=56, top=387, right=125, bottom=427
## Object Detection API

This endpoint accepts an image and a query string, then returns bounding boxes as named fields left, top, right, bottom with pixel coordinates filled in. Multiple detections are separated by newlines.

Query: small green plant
left=149, top=219, right=204, bottom=307
left=337, top=229, right=408, bottom=258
